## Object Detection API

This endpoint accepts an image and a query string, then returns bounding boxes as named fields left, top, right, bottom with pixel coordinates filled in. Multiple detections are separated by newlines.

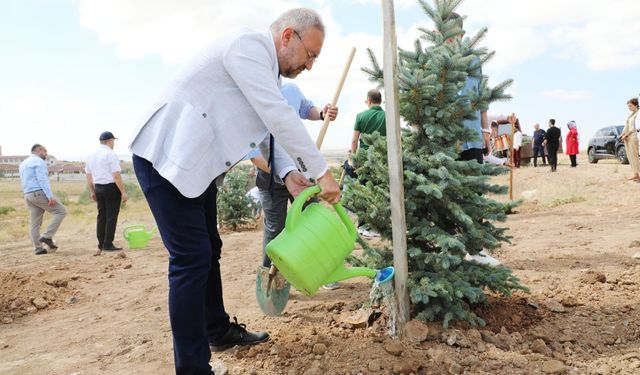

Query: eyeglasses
left=293, top=30, right=318, bottom=63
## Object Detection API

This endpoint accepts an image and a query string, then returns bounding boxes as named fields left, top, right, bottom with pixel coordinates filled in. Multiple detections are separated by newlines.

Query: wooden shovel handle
left=315, top=47, right=357, bottom=149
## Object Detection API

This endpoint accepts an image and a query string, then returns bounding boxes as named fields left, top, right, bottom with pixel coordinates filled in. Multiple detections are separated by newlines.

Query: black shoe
left=39, top=237, right=58, bottom=249
left=102, top=244, right=122, bottom=251
left=35, top=247, right=47, bottom=255
left=209, top=317, right=269, bottom=352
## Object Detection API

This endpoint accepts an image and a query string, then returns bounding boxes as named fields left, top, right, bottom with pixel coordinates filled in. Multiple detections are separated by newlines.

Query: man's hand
left=284, top=171, right=314, bottom=198
left=48, top=198, right=58, bottom=206
left=317, top=170, right=340, bottom=204
left=323, top=104, right=339, bottom=121
left=122, top=192, right=129, bottom=203
left=90, top=192, right=96, bottom=202
left=482, top=131, right=491, bottom=150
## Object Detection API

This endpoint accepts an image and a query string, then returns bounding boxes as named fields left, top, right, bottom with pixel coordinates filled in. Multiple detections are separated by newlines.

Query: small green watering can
left=123, top=225, right=157, bottom=249
left=266, top=185, right=394, bottom=296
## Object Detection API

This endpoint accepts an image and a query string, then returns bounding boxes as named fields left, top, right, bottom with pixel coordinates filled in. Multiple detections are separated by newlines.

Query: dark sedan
left=587, top=125, right=631, bottom=164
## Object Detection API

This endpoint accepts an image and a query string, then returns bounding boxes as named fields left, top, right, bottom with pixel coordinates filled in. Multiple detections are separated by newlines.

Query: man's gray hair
left=270, top=8, right=325, bottom=37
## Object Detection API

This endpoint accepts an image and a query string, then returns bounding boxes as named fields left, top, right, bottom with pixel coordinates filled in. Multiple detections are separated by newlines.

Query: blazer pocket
left=163, top=102, right=215, bottom=171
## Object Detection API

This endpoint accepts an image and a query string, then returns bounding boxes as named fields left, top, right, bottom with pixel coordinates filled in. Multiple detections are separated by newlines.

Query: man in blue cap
left=86, top=131, right=129, bottom=254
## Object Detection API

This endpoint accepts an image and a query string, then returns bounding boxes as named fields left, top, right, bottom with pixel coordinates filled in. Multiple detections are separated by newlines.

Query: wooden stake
left=315, top=47, right=356, bottom=149
left=381, top=0, right=410, bottom=334
left=509, top=114, right=515, bottom=200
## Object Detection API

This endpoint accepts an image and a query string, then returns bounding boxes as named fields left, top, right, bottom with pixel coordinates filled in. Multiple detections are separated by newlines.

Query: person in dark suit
left=532, top=123, right=547, bottom=167
left=543, top=119, right=562, bottom=172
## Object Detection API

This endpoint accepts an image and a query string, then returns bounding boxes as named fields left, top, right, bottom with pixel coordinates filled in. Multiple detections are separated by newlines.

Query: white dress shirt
left=129, top=29, right=327, bottom=198
left=86, top=144, right=121, bottom=184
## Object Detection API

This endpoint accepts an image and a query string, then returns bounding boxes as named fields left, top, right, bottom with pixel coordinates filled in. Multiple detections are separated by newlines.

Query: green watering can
left=266, top=185, right=394, bottom=297
left=123, top=225, right=157, bottom=249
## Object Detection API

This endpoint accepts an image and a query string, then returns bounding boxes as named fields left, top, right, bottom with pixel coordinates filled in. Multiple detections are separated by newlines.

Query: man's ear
left=281, top=27, right=295, bottom=47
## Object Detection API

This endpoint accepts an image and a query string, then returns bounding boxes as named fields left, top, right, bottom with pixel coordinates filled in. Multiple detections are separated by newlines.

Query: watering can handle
left=123, top=224, right=147, bottom=240
left=285, top=186, right=357, bottom=241
left=332, top=203, right=357, bottom=241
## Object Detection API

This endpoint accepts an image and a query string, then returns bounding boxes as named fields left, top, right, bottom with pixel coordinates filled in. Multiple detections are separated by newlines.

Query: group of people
left=19, top=132, right=128, bottom=255
left=529, top=118, right=578, bottom=171
left=492, top=117, right=580, bottom=171
left=18, top=6, right=623, bottom=375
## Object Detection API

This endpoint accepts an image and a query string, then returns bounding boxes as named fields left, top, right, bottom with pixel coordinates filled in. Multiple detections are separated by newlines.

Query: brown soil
left=2, top=157, right=640, bottom=374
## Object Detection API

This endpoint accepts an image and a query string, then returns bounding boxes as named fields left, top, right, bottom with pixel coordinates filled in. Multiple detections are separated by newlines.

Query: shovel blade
left=256, top=265, right=291, bottom=316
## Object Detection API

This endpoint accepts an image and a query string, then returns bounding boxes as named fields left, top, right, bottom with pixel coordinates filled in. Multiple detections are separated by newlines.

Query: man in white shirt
left=86, top=131, right=128, bottom=253
left=129, top=8, right=340, bottom=374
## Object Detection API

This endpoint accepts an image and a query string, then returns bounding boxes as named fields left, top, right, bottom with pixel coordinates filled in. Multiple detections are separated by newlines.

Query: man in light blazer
left=129, top=8, right=340, bottom=375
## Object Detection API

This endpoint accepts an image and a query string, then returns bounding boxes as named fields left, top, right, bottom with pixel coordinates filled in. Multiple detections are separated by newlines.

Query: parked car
left=587, top=125, right=630, bottom=164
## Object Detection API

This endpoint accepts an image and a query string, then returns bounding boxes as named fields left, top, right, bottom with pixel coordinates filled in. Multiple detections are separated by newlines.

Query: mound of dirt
left=0, top=270, right=79, bottom=323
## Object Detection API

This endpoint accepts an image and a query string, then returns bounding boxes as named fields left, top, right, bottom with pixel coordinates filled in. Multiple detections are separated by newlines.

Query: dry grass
left=0, top=178, right=155, bottom=246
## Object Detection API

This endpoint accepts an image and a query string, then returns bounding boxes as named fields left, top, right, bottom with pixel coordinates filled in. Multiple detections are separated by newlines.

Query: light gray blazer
left=129, top=29, right=327, bottom=198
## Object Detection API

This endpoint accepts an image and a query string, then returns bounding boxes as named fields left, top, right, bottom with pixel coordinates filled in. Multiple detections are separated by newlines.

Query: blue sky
left=1, top=0, right=639, bottom=160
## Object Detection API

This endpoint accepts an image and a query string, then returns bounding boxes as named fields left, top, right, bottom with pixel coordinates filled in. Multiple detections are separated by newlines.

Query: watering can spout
left=325, top=265, right=395, bottom=285
left=325, top=266, right=377, bottom=285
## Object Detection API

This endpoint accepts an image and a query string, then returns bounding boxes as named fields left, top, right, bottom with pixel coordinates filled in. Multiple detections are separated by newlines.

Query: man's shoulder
left=227, top=29, right=272, bottom=53
left=281, top=83, right=303, bottom=101
left=355, top=110, right=367, bottom=120
left=358, top=106, right=383, bottom=117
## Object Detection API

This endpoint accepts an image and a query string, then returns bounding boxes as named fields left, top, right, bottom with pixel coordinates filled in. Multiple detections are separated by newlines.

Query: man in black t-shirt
left=543, top=119, right=562, bottom=172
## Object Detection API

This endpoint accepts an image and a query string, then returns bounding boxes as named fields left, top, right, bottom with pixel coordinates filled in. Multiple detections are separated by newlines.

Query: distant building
left=0, top=145, right=82, bottom=176
left=0, top=154, right=58, bottom=167
left=49, top=162, right=85, bottom=174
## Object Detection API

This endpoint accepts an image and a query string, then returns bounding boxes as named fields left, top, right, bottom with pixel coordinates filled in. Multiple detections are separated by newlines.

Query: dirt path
left=1, top=156, right=640, bottom=374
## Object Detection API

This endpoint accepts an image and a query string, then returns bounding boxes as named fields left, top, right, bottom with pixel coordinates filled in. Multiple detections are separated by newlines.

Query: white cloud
left=76, top=0, right=301, bottom=64
left=345, top=0, right=417, bottom=7
left=63, top=0, right=638, bottom=156
left=460, top=0, right=640, bottom=71
left=73, top=0, right=389, bottom=152
left=541, top=89, right=592, bottom=101
left=0, top=94, right=138, bottom=159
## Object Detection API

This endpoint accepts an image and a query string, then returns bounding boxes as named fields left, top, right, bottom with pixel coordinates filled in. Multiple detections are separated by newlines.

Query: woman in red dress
left=565, top=121, right=579, bottom=167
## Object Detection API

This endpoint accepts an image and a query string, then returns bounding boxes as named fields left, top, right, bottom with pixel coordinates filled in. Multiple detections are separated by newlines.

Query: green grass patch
left=0, top=206, right=16, bottom=215
left=547, top=195, right=586, bottom=208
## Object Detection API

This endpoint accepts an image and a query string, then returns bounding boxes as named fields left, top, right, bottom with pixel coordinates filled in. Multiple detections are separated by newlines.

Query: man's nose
left=304, top=59, right=314, bottom=70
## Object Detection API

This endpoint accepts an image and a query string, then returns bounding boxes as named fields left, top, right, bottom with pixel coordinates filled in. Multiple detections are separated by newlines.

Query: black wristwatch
left=319, top=110, right=325, bottom=121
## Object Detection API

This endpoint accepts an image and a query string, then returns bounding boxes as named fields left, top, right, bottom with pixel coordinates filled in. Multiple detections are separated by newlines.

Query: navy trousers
left=133, top=155, right=230, bottom=375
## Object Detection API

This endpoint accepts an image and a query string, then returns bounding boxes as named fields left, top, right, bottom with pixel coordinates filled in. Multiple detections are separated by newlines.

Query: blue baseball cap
left=99, top=131, right=117, bottom=141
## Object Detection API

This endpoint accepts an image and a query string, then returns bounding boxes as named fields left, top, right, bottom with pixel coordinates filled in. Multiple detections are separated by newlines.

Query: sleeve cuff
left=313, top=166, right=328, bottom=181
left=277, top=166, right=298, bottom=182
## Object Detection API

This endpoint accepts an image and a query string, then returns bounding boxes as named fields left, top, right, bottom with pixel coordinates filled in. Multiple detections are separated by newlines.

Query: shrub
left=124, top=181, right=143, bottom=201
left=217, top=165, right=259, bottom=230
left=77, top=188, right=92, bottom=205
left=54, top=191, right=70, bottom=205
left=0, top=206, right=15, bottom=216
